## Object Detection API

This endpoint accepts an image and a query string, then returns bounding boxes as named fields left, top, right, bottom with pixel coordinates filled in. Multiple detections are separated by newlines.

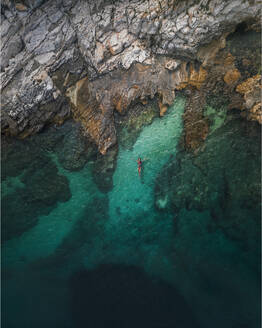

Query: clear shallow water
left=105, top=97, right=185, bottom=262
left=1, top=96, right=261, bottom=328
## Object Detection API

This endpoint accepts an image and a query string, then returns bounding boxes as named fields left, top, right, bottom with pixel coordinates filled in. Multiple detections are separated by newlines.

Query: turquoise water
left=1, top=96, right=261, bottom=328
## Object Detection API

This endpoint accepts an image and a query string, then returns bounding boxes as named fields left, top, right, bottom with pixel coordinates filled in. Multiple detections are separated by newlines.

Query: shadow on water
left=69, top=263, right=200, bottom=328
left=1, top=138, right=72, bottom=242
left=29, top=196, right=109, bottom=271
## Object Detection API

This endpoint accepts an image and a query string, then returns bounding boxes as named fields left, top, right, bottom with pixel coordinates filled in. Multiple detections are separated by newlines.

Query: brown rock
left=140, top=98, right=148, bottom=105
left=188, top=65, right=208, bottom=90
left=224, top=68, right=241, bottom=85
left=158, top=100, right=168, bottom=117
left=197, top=35, right=227, bottom=67
left=242, top=58, right=251, bottom=67
left=66, top=77, right=113, bottom=154
left=224, top=52, right=235, bottom=66
left=183, top=89, right=209, bottom=152
left=15, top=3, right=28, bottom=11
left=65, top=31, right=259, bottom=154
left=228, top=93, right=245, bottom=110
left=236, top=74, right=261, bottom=94
left=236, top=74, right=262, bottom=123
left=65, top=57, right=195, bottom=153
left=249, top=102, right=262, bottom=124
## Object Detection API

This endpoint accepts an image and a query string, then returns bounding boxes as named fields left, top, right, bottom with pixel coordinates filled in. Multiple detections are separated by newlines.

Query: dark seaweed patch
left=70, top=263, right=200, bottom=328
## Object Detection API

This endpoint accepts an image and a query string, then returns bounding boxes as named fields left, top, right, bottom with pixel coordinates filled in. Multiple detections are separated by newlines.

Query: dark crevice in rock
left=234, top=21, right=248, bottom=34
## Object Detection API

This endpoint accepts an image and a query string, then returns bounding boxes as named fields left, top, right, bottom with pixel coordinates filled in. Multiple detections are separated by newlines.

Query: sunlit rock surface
left=1, top=0, right=261, bottom=152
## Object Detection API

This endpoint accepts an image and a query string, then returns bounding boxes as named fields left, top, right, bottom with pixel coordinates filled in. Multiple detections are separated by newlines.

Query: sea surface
left=1, top=95, right=261, bottom=328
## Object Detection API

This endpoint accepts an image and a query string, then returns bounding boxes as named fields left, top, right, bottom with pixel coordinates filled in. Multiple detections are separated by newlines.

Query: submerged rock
left=69, top=263, right=200, bottom=328
left=92, top=146, right=118, bottom=193
left=1, top=129, right=74, bottom=242
left=236, top=74, right=261, bottom=124
left=179, top=27, right=261, bottom=153
left=182, top=88, right=209, bottom=152
left=155, top=112, right=261, bottom=252
left=56, top=124, right=95, bottom=171
left=115, top=100, right=159, bottom=150
left=2, top=158, right=71, bottom=242
left=155, top=194, right=169, bottom=211
left=29, top=195, right=109, bottom=269
left=21, top=160, right=71, bottom=205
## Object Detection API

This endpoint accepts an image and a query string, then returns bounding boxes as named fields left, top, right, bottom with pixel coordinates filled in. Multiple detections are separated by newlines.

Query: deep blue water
left=1, top=96, right=261, bottom=328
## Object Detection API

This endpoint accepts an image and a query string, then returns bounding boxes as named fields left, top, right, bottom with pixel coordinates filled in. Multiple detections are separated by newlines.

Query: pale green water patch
left=108, top=95, right=186, bottom=223
left=204, top=105, right=227, bottom=135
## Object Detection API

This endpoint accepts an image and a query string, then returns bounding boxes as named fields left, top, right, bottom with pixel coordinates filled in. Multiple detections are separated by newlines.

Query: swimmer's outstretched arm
left=133, top=157, right=149, bottom=161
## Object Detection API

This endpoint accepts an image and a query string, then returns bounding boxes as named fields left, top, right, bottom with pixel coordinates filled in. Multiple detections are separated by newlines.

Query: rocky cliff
left=1, top=0, right=261, bottom=153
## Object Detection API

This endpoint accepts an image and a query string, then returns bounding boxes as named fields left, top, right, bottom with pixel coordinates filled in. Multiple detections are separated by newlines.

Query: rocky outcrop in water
left=2, top=135, right=72, bottom=242
left=154, top=111, right=261, bottom=254
left=1, top=119, right=99, bottom=241
left=1, top=0, right=261, bottom=153
left=236, top=74, right=262, bottom=124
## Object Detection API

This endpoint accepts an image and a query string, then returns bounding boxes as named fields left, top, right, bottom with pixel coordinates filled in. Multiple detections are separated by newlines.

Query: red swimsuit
left=137, top=159, right=142, bottom=176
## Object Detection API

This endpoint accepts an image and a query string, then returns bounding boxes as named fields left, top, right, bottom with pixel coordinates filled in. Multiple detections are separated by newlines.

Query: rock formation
left=1, top=0, right=261, bottom=153
left=236, top=74, right=262, bottom=124
left=2, top=133, right=72, bottom=241
left=154, top=111, right=261, bottom=253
